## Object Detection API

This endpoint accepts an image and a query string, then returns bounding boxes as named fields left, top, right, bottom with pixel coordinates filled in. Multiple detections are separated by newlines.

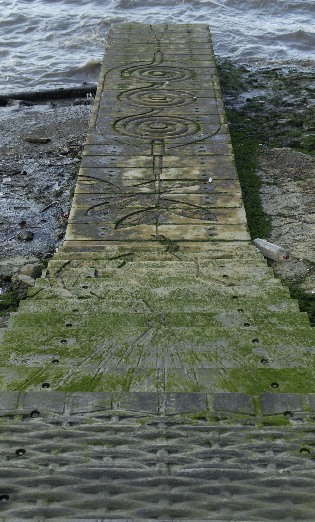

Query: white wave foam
left=1, top=0, right=315, bottom=93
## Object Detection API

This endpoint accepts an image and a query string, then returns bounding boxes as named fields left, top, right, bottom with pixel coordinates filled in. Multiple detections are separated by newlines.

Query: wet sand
left=0, top=95, right=92, bottom=279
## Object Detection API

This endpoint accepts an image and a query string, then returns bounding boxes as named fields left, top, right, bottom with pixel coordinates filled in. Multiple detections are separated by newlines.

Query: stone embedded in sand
left=16, top=230, right=34, bottom=241
left=19, top=263, right=43, bottom=279
left=23, top=135, right=51, bottom=144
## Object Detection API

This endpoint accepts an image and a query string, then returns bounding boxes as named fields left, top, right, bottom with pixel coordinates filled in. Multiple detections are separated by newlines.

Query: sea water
left=1, top=0, right=315, bottom=93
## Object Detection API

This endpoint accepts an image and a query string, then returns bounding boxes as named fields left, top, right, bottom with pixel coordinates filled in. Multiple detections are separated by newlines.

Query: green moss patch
left=288, top=280, right=315, bottom=327
left=0, top=289, right=19, bottom=316
left=219, top=368, right=315, bottom=395
left=218, top=60, right=315, bottom=326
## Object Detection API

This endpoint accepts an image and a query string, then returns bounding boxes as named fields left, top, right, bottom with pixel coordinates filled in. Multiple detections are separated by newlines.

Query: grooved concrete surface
left=0, top=23, right=315, bottom=520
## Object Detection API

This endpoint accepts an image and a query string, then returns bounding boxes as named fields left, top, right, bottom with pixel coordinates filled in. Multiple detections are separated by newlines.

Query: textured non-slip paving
left=0, top=23, right=315, bottom=520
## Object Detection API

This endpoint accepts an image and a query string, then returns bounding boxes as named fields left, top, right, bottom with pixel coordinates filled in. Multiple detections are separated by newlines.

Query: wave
left=1, top=0, right=315, bottom=93
left=60, top=60, right=102, bottom=79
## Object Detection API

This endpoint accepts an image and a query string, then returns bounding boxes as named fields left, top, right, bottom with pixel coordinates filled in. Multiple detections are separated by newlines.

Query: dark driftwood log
left=0, top=85, right=97, bottom=106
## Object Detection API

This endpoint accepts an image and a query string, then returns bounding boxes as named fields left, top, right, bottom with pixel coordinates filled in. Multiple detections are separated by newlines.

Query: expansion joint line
left=152, top=140, right=164, bottom=235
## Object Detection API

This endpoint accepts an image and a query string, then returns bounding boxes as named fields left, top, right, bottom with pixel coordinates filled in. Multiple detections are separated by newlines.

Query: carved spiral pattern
left=114, top=115, right=198, bottom=140
left=118, top=89, right=195, bottom=108
left=122, top=66, right=193, bottom=83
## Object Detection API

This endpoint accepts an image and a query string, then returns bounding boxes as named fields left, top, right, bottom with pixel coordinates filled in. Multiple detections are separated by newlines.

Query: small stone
left=73, top=98, right=90, bottom=106
left=19, top=263, right=43, bottom=279
left=11, top=274, right=36, bottom=298
left=16, top=231, right=34, bottom=241
left=6, top=99, right=34, bottom=111
left=12, top=274, right=35, bottom=288
left=6, top=99, right=20, bottom=107
left=24, top=136, right=51, bottom=144
left=0, top=255, right=38, bottom=280
left=42, top=252, right=54, bottom=259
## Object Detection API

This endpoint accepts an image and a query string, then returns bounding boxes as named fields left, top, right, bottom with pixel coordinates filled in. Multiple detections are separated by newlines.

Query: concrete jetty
left=0, top=23, right=315, bottom=519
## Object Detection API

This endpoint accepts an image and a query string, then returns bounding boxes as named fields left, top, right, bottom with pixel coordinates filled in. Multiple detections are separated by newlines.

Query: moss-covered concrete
left=0, top=22, right=315, bottom=401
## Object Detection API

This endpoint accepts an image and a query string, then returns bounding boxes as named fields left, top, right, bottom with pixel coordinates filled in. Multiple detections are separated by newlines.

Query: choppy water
left=1, top=0, right=315, bottom=94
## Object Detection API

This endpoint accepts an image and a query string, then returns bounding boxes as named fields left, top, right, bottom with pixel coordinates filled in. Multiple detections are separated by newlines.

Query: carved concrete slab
left=0, top=23, right=315, bottom=520
left=65, top=22, right=245, bottom=246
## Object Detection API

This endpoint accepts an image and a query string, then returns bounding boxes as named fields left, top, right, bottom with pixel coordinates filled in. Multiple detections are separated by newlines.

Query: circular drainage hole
left=283, top=410, right=293, bottom=418
left=15, top=448, right=26, bottom=457
left=52, top=359, right=59, bottom=364
left=271, top=382, right=279, bottom=389
left=0, top=495, right=9, bottom=502
left=260, top=358, right=268, bottom=364
left=60, top=339, right=68, bottom=345
left=300, top=448, right=311, bottom=455
left=42, top=382, right=51, bottom=389
left=65, top=323, right=73, bottom=328
left=252, top=338, right=260, bottom=344
left=30, top=410, right=40, bottom=418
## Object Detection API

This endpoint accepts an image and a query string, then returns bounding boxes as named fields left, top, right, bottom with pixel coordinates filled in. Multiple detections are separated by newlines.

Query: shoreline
left=0, top=91, right=93, bottom=323
left=218, top=60, right=315, bottom=323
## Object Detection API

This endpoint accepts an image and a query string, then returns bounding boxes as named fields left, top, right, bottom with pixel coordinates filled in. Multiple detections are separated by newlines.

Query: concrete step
left=26, top=277, right=293, bottom=301
left=54, top=240, right=264, bottom=260
left=18, top=295, right=301, bottom=314
left=2, top=320, right=314, bottom=377
left=0, top=365, right=315, bottom=394
left=48, top=254, right=273, bottom=277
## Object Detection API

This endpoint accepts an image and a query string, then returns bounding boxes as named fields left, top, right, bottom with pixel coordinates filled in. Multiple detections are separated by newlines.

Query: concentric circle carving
left=118, top=89, right=194, bottom=108
left=122, top=66, right=193, bottom=83
left=114, top=115, right=198, bottom=140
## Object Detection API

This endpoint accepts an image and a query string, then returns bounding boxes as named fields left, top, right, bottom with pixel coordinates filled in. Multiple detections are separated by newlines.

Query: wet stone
left=16, top=230, right=34, bottom=241
left=21, top=392, right=66, bottom=414
left=307, top=394, right=315, bottom=412
left=19, top=263, right=44, bottom=279
left=0, top=392, right=20, bottom=411
left=261, top=393, right=304, bottom=415
left=213, top=393, right=255, bottom=415
left=164, top=392, right=207, bottom=414
left=113, top=392, right=159, bottom=413
left=70, top=392, right=113, bottom=414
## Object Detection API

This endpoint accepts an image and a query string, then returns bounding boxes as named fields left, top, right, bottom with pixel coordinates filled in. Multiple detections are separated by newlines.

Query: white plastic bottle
left=253, top=239, right=289, bottom=261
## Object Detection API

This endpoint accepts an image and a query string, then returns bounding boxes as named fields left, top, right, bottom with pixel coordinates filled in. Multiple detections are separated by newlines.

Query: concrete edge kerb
left=0, top=392, right=313, bottom=420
